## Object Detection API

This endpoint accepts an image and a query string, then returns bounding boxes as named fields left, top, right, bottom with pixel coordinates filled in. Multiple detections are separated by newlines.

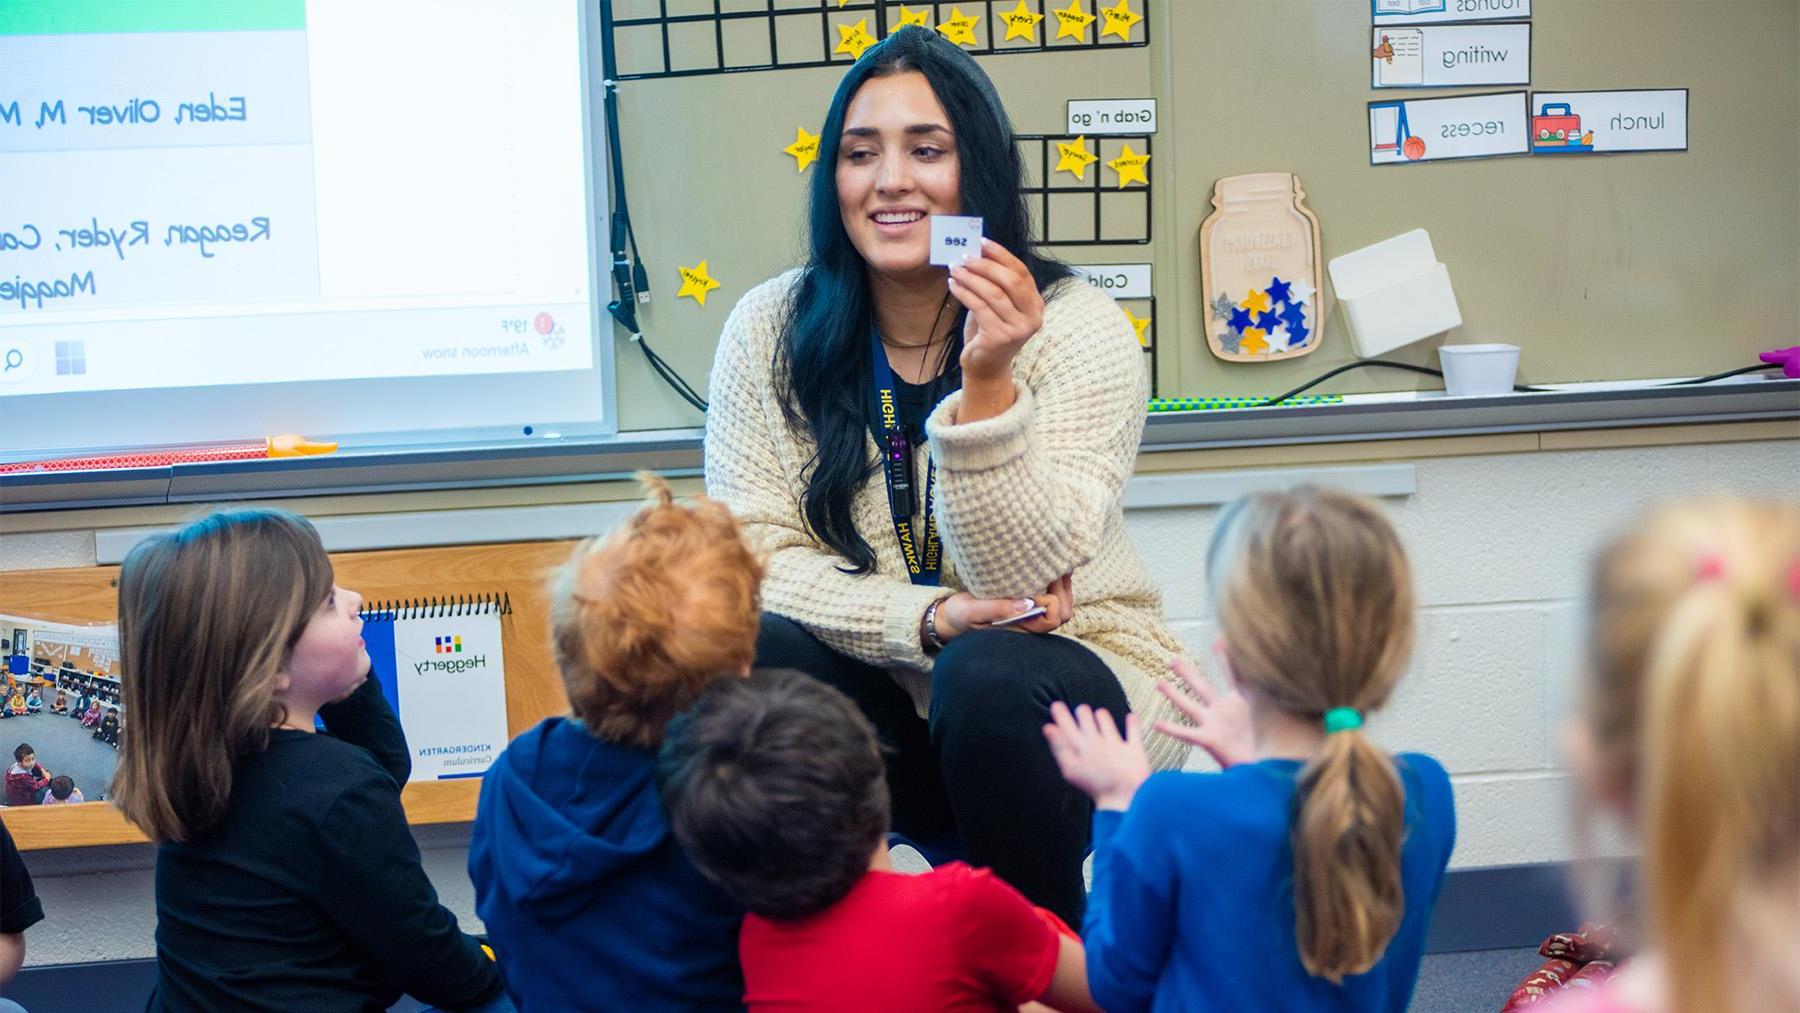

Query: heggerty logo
left=435, top=635, right=463, bottom=654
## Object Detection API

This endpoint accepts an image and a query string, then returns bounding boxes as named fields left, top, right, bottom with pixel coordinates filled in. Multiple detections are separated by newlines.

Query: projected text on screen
left=0, top=2, right=595, bottom=398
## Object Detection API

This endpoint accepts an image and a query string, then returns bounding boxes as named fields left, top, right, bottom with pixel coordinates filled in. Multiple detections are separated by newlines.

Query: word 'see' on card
left=929, top=215, right=983, bottom=267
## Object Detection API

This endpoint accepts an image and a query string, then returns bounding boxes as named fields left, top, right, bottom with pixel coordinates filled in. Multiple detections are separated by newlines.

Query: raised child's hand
left=1153, top=655, right=1255, bottom=769
left=1042, top=702, right=1149, bottom=812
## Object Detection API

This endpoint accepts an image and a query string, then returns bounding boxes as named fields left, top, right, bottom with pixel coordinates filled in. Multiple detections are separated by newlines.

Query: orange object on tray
left=0, top=434, right=337, bottom=474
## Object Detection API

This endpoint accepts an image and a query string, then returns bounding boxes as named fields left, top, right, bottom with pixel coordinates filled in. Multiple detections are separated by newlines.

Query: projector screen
left=0, top=1, right=612, bottom=458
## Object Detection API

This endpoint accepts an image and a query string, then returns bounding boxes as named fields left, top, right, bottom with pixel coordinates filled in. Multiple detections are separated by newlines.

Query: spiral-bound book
left=358, top=594, right=512, bottom=782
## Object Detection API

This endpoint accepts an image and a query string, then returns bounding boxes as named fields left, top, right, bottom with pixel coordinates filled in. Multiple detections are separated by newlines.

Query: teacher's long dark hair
left=774, top=27, right=1069, bottom=574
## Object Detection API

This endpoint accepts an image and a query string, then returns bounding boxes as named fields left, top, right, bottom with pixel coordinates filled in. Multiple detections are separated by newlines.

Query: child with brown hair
left=1044, top=487, right=1456, bottom=1012
left=469, top=474, right=764, bottom=1012
left=1546, top=498, right=1799, bottom=1013
left=111, top=509, right=505, bottom=1012
left=658, top=668, right=1100, bottom=1013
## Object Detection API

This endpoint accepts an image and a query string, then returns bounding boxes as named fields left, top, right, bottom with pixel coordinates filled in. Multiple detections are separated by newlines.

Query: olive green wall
left=607, top=0, right=1798, bottom=431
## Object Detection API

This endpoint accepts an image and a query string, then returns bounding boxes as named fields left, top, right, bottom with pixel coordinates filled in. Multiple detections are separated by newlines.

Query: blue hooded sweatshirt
left=469, top=716, right=744, bottom=1012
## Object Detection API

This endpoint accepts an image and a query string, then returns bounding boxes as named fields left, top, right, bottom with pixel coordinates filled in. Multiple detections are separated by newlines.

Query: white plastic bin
left=1438, top=343, right=1521, bottom=396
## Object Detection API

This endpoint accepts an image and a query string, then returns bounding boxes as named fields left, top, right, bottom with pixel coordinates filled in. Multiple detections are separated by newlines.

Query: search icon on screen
left=0, top=340, right=36, bottom=383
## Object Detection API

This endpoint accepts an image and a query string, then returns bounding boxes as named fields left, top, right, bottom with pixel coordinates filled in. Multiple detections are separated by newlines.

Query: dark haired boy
left=659, top=669, right=1099, bottom=1013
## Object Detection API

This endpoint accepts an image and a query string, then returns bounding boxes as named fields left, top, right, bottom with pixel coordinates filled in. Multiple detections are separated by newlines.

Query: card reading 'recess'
left=929, top=215, right=983, bottom=267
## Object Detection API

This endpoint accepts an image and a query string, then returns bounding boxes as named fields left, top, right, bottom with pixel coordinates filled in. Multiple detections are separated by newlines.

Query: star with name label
left=1211, top=293, right=1237, bottom=321
left=1054, top=135, right=1099, bottom=179
left=1286, top=278, right=1315, bottom=305
left=1264, top=276, right=1293, bottom=306
left=783, top=126, right=820, bottom=172
left=895, top=4, right=932, bottom=29
left=1239, top=288, right=1271, bottom=315
left=1099, top=0, right=1142, bottom=40
left=999, top=0, right=1044, bottom=41
left=1107, top=142, right=1150, bottom=187
left=1053, top=0, right=1097, bottom=40
left=1240, top=328, right=1270, bottom=355
left=834, top=17, right=876, bottom=59
left=1227, top=306, right=1255, bottom=333
left=936, top=6, right=980, bottom=46
left=1122, top=306, right=1151, bottom=346
left=676, top=260, right=720, bottom=307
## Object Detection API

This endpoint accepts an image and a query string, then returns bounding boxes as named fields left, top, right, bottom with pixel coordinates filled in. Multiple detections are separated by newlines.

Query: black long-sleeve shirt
left=149, top=678, right=503, bottom=1012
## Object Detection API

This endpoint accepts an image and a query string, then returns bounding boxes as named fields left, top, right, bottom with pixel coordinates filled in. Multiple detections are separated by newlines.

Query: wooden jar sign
left=1198, top=172, right=1324, bottom=362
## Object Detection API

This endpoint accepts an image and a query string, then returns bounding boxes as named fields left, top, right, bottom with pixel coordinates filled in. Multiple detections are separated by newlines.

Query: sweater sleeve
left=315, top=769, right=503, bottom=1008
left=318, top=677, right=411, bottom=787
left=925, top=282, right=1148, bottom=597
left=704, top=279, right=947, bottom=671
left=1083, top=777, right=1181, bottom=1013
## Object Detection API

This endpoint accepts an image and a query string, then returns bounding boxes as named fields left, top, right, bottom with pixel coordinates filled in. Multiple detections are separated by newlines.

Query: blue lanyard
left=868, top=327, right=941, bottom=586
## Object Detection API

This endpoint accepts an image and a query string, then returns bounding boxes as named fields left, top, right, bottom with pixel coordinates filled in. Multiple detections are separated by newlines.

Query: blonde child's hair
left=1587, top=498, right=1800, bottom=1013
left=112, top=509, right=333, bottom=843
left=549, top=473, right=764, bottom=749
left=1207, top=486, right=1417, bottom=982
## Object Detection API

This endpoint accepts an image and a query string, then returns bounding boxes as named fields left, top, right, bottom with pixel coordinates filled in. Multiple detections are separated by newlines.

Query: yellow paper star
left=1106, top=142, right=1150, bottom=187
left=1053, top=0, right=1096, bottom=40
left=1054, top=135, right=1099, bottom=180
left=1099, top=0, right=1142, bottom=40
left=895, top=4, right=931, bottom=29
left=999, top=0, right=1044, bottom=41
left=936, top=6, right=980, bottom=47
left=1240, top=328, right=1269, bottom=355
left=1122, top=306, right=1151, bottom=347
left=676, top=261, right=720, bottom=307
left=834, top=18, right=876, bottom=60
left=1239, top=288, right=1272, bottom=314
left=783, top=126, right=820, bottom=173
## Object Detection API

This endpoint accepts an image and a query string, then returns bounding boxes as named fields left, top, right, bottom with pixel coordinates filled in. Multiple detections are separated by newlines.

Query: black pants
left=755, top=613, right=1129, bottom=925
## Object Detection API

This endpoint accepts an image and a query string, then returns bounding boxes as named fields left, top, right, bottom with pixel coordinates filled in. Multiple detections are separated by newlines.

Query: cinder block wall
left=4, top=435, right=1794, bottom=967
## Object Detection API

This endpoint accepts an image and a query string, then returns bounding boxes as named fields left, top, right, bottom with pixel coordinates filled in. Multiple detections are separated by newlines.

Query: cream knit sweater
left=705, top=269, right=1189, bottom=770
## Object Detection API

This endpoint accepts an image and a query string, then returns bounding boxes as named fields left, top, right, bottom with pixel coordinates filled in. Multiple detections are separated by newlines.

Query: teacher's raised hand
left=947, top=238, right=1043, bottom=421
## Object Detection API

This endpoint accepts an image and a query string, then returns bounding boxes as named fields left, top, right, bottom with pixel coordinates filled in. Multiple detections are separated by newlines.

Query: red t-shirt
left=739, top=862, right=1069, bottom=1012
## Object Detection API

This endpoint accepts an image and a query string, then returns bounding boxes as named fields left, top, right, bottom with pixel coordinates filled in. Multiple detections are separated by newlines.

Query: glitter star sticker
left=1054, top=135, right=1099, bottom=179
left=1099, top=0, right=1142, bottom=40
left=676, top=261, right=720, bottom=307
left=1122, top=306, right=1151, bottom=347
left=1211, top=293, right=1237, bottom=321
left=834, top=18, right=876, bottom=59
left=936, top=6, right=980, bottom=46
left=1107, top=142, right=1150, bottom=187
left=1239, top=288, right=1272, bottom=315
left=783, top=126, right=820, bottom=172
left=999, top=0, right=1044, bottom=41
left=1053, top=0, right=1096, bottom=40
left=1217, top=327, right=1243, bottom=354
left=1286, top=278, right=1316, bottom=305
left=895, top=4, right=932, bottom=29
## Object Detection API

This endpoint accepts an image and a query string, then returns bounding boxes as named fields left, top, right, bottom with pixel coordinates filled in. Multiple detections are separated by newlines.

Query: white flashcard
left=1373, top=0, right=1530, bottom=26
left=1368, top=91, right=1529, bottom=165
left=1528, top=90, right=1689, bottom=154
left=929, top=215, right=983, bottom=267
left=1372, top=23, right=1530, bottom=88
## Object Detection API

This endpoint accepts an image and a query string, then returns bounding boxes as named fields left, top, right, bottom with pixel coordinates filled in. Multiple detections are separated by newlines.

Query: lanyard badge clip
left=885, top=429, right=916, bottom=520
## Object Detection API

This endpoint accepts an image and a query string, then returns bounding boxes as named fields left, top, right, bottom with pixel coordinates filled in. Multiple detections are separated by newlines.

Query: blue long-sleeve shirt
left=1084, top=753, right=1456, bottom=1013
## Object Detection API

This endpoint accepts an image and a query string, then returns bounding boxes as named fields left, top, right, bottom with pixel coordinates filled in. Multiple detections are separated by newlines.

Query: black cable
left=1259, top=359, right=1781, bottom=407
left=596, top=3, right=709, bottom=413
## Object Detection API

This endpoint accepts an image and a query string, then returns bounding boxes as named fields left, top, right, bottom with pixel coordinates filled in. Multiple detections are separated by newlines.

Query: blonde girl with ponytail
left=1043, top=487, right=1456, bottom=1012
left=1548, top=498, right=1799, bottom=1013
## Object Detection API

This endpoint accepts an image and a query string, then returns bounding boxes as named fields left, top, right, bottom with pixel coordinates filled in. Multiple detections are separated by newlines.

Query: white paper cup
left=1438, top=343, right=1521, bottom=396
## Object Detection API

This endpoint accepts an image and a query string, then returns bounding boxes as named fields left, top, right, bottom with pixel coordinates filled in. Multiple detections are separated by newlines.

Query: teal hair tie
left=1323, top=707, right=1363, bottom=734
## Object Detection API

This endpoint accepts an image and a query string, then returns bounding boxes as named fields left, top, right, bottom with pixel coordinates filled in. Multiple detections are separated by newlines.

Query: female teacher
left=704, top=26, right=1185, bottom=925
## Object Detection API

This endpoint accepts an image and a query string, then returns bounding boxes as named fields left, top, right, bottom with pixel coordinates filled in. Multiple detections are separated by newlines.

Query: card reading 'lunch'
left=929, top=215, right=983, bottom=267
